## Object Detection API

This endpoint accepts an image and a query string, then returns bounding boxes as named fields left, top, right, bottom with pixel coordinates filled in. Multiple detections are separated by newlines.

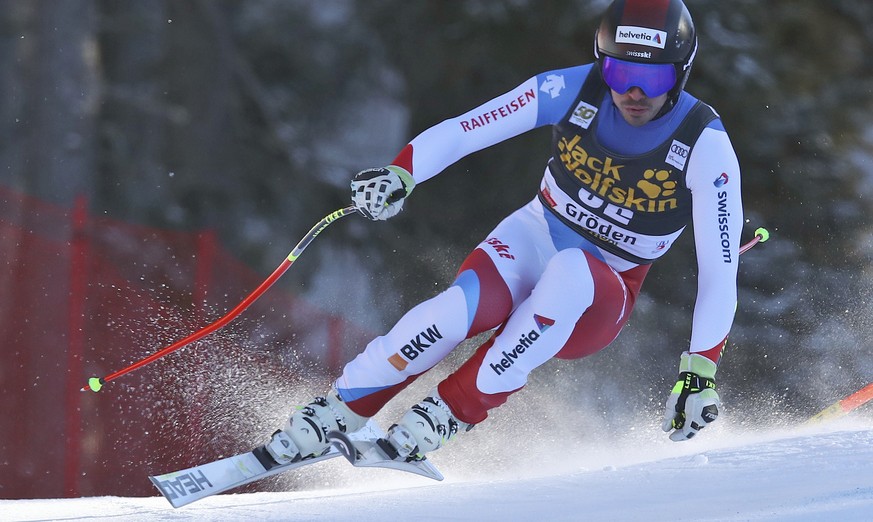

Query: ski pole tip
left=84, top=377, right=104, bottom=393
left=754, top=227, right=770, bottom=243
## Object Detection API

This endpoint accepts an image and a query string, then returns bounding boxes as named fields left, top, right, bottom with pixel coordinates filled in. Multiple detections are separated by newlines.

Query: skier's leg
left=335, top=201, right=551, bottom=417
left=387, top=249, right=647, bottom=459
left=441, top=251, right=648, bottom=422
left=334, top=284, right=482, bottom=416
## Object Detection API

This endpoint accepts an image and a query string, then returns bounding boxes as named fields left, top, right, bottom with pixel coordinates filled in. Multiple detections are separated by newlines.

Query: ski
left=806, top=382, right=873, bottom=424
left=150, top=420, right=441, bottom=508
left=149, top=443, right=340, bottom=508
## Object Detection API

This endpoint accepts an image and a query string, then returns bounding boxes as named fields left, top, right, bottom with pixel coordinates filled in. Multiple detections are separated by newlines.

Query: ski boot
left=265, top=391, right=367, bottom=464
left=380, top=392, right=472, bottom=462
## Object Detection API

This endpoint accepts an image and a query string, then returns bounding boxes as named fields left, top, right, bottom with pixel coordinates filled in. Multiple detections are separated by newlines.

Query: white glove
left=661, top=352, right=721, bottom=441
left=350, top=165, right=415, bottom=221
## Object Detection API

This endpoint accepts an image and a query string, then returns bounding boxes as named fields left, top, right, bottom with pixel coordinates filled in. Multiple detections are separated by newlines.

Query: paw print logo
left=637, top=169, right=676, bottom=199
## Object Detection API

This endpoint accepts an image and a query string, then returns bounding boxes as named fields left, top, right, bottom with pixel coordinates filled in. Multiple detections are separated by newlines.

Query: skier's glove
left=350, top=165, right=415, bottom=221
left=661, top=352, right=720, bottom=442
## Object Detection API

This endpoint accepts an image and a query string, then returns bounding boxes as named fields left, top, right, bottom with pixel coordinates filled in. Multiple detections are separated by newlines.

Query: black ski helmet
left=594, top=0, right=697, bottom=108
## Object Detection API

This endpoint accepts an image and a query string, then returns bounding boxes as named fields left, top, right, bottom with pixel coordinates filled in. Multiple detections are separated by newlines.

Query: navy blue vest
left=539, top=67, right=717, bottom=264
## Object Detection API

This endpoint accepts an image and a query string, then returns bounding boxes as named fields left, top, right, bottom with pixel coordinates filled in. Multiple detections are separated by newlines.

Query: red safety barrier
left=0, top=186, right=371, bottom=498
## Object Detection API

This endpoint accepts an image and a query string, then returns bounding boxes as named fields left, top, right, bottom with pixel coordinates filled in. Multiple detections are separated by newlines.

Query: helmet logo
left=615, top=25, right=667, bottom=49
left=626, top=50, right=652, bottom=59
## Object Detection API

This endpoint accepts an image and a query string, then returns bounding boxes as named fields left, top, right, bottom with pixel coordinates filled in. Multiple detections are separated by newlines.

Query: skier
left=267, top=0, right=743, bottom=465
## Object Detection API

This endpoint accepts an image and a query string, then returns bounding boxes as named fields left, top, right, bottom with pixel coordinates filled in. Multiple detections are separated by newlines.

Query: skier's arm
left=662, top=122, right=742, bottom=441
left=388, top=76, right=542, bottom=184
left=350, top=66, right=591, bottom=220
left=390, top=66, right=589, bottom=183
left=687, top=124, right=743, bottom=361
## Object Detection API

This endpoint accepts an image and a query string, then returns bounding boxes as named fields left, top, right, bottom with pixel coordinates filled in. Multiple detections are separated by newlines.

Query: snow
left=5, top=420, right=873, bottom=521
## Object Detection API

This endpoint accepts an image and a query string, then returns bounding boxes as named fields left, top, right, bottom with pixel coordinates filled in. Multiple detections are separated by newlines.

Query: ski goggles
left=601, top=56, right=677, bottom=98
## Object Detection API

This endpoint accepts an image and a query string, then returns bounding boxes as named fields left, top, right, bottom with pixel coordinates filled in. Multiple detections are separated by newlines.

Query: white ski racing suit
left=335, top=63, right=743, bottom=425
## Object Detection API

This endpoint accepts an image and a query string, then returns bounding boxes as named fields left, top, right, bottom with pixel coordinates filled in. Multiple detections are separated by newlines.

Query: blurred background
left=3, top=0, right=873, bottom=500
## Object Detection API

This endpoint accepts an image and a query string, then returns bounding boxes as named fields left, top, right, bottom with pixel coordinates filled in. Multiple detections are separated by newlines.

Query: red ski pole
left=81, top=206, right=358, bottom=393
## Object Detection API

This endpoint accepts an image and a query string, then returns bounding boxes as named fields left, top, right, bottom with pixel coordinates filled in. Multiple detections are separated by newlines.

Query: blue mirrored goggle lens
left=602, top=56, right=677, bottom=98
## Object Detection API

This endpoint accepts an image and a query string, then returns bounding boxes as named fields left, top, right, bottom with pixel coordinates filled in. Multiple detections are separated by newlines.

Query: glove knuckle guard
left=701, top=403, right=719, bottom=423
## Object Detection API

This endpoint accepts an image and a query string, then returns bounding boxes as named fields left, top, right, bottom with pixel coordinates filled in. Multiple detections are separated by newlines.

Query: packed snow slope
left=5, top=419, right=873, bottom=521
